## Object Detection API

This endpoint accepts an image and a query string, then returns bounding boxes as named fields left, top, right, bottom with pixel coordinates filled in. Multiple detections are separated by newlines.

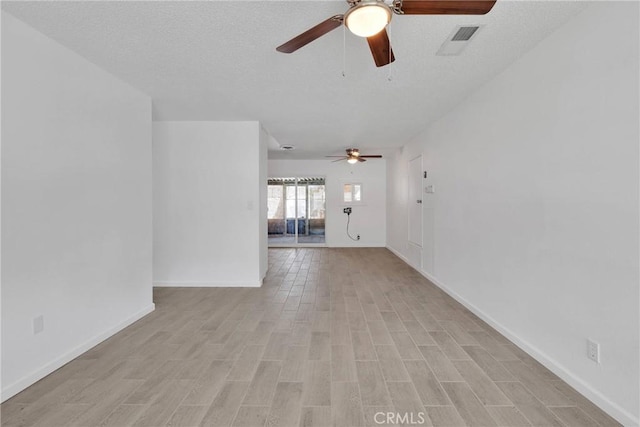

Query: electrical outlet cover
left=587, top=339, right=600, bottom=363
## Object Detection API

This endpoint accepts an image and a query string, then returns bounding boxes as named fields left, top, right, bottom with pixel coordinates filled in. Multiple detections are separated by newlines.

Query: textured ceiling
left=2, top=1, right=588, bottom=158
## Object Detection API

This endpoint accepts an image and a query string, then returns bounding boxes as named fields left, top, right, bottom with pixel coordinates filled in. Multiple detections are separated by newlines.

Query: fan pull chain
left=387, top=24, right=393, bottom=82
left=342, top=25, right=347, bottom=77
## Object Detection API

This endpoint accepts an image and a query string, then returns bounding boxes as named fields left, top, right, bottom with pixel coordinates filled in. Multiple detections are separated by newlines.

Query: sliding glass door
left=268, top=177, right=325, bottom=246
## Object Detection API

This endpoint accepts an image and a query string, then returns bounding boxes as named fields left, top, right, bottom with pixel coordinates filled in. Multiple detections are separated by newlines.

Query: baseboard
left=269, top=244, right=387, bottom=249
left=269, top=244, right=327, bottom=248
left=386, top=245, right=411, bottom=265
left=154, top=280, right=262, bottom=288
left=1, top=303, right=155, bottom=403
left=386, top=246, right=639, bottom=427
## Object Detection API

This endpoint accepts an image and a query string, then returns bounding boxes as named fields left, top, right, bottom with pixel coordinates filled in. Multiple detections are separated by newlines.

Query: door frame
left=267, top=176, right=327, bottom=248
left=408, top=155, right=424, bottom=249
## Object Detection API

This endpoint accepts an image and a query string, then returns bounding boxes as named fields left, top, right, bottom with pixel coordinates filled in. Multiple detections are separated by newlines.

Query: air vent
left=436, top=25, right=483, bottom=56
left=451, top=26, right=479, bottom=41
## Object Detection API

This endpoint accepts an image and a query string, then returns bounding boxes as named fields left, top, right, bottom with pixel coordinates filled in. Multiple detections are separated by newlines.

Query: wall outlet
left=357, top=234, right=360, bottom=240
left=33, top=315, right=44, bottom=335
left=343, top=207, right=352, bottom=214
left=587, top=339, right=600, bottom=363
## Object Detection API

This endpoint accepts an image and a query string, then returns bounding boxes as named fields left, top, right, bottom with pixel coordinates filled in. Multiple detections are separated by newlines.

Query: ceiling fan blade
left=331, top=157, right=348, bottom=162
left=357, top=157, right=367, bottom=162
left=276, top=15, right=344, bottom=54
left=326, top=156, right=348, bottom=157
left=399, top=0, right=496, bottom=15
left=359, top=155, right=383, bottom=158
left=367, top=28, right=395, bottom=67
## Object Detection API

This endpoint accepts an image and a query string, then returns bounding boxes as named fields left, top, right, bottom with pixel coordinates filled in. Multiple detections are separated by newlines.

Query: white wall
left=388, top=3, right=639, bottom=424
left=153, top=121, right=267, bottom=287
left=1, top=12, right=153, bottom=401
left=259, top=126, right=269, bottom=279
left=269, top=159, right=386, bottom=247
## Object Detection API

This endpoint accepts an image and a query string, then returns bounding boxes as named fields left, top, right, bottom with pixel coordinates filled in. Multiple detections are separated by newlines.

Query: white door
left=408, top=156, right=423, bottom=247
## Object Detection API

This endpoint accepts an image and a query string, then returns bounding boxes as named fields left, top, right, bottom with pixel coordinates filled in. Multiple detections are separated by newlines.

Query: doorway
left=267, top=177, right=326, bottom=246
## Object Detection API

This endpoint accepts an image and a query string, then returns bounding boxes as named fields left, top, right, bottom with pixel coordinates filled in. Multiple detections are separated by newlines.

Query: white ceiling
left=2, top=1, right=588, bottom=158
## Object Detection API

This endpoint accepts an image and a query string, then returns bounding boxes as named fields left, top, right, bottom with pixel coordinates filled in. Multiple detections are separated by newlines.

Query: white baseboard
left=154, top=280, right=262, bottom=288
left=269, top=244, right=327, bottom=248
left=386, top=246, right=639, bottom=427
left=1, top=303, right=155, bottom=403
left=386, top=245, right=410, bottom=264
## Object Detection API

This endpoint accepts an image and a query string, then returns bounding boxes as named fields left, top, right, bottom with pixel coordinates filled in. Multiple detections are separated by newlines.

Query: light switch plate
left=33, top=315, right=44, bottom=335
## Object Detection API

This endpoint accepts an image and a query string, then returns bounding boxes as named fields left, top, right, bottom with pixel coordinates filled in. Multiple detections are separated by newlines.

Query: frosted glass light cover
left=345, top=4, right=391, bottom=38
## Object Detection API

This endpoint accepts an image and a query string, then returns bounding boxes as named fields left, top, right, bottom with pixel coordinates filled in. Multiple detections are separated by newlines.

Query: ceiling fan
left=327, top=148, right=383, bottom=164
left=276, top=0, right=496, bottom=67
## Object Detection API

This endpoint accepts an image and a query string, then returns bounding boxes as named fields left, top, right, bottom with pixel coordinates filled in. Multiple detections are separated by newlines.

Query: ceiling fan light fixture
left=344, top=1, right=392, bottom=38
left=347, top=157, right=359, bottom=164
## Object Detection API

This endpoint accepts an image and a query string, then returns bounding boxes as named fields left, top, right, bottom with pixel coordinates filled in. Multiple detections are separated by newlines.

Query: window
left=343, top=183, right=362, bottom=203
left=308, top=185, right=326, bottom=219
left=286, top=185, right=297, bottom=218
left=297, top=185, right=307, bottom=218
left=267, top=185, right=284, bottom=219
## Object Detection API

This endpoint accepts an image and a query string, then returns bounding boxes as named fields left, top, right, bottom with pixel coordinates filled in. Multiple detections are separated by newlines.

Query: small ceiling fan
left=276, top=0, right=497, bottom=67
left=327, top=148, right=383, bottom=164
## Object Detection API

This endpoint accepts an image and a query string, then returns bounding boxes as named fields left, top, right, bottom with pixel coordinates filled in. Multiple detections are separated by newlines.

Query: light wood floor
left=1, top=248, right=620, bottom=427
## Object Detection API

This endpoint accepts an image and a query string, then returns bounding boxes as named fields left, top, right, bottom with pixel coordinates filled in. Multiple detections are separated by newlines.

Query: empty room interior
left=1, top=0, right=639, bottom=426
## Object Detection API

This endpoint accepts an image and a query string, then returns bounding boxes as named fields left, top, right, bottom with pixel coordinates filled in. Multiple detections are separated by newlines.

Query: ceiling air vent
left=436, top=25, right=482, bottom=56
left=451, top=26, right=479, bottom=41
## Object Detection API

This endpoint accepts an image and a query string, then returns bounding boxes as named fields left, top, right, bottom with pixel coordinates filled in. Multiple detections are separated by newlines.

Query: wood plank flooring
left=1, top=248, right=621, bottom=426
